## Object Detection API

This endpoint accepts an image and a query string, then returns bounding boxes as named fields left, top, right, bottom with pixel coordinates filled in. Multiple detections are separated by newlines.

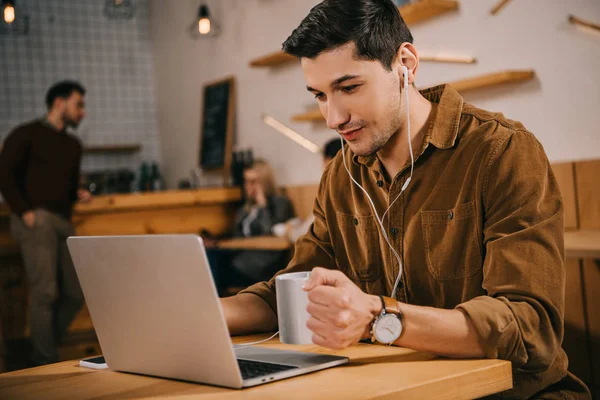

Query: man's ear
left=52, top=97, right=65, bottom=112
left=394, top=43, right=419, bottom=85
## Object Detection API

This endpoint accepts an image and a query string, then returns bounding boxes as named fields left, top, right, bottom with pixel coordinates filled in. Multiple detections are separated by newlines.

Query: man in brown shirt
left=0, top=81, right=91, bottom=366
left=221, top=1, right=590, bottom=398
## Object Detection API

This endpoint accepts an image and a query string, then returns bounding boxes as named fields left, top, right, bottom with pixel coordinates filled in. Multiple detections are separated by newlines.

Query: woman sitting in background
left=207, top=159, right=294, bottom=290
left=272, top=138, right=342, bottom=243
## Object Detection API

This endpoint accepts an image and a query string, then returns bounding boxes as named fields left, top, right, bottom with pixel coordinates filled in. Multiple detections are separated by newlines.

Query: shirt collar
left=41, top=116, right=65, bottom=133
left=352, top=84, right=464, bottom=167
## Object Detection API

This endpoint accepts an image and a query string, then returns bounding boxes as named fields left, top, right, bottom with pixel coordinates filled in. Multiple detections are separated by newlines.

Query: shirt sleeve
left=0, top=127, right=33, bottom=216
left=456, top=129, right=565, bottom=372
left=239, top=167, right=338, bottom=314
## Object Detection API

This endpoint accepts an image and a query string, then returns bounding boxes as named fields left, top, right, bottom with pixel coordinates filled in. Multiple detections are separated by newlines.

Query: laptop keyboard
left=237, top=359, right=299, bottom=380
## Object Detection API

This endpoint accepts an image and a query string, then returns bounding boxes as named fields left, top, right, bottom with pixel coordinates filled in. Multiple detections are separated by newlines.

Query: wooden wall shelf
left=419, top=54, right=476, bottom=64
left=400, top=0, right=459, bottom=25
left=291, top=109, right=323, bottom=123
left=448, top=69, right=535, bottom=93
left=568, top=14, right=600, bottom=33
left=249, top=51, right=296, bottom=68
left=84, top=144, right=142, bottom=154
left=291, top=69, right=535, bottom=123
left=249, top=48, right=476, bottom=68
left=490, top=0, right=511, bottom=16
left=248, top=0, right=460, bottom=68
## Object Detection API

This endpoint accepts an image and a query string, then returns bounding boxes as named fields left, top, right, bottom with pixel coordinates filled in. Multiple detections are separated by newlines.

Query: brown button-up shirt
left=241, top=84, right=588, bottom=398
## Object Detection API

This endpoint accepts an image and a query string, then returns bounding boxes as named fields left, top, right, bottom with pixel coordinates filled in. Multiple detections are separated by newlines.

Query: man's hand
left=303, top=267, right=381, bottom=350
left=78, top=189, right=92, bottom=203
left=22, top=211, right=36, bottom=228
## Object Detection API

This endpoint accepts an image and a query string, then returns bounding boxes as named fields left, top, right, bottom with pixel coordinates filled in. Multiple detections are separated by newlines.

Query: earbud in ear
left=401, top=66, right=409, bottom=89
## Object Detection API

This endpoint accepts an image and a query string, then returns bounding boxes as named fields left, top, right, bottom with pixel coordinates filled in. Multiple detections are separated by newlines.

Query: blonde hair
left=244, top=159, right=279, bottom=207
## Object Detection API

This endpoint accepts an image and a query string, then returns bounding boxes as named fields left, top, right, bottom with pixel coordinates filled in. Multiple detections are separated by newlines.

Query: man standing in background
left=0, top=81, right=92, bottom=366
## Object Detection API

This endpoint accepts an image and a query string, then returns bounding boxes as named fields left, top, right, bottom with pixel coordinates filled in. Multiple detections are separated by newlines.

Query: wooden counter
left=0, top=187, right=242, bottom=249
left=73, top=187, right=241, bottom=236
left=73, top=187, right=241, bottom=214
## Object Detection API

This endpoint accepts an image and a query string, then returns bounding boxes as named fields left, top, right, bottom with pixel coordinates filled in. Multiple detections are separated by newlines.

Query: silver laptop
left=67, top=234, right=348, bottom=389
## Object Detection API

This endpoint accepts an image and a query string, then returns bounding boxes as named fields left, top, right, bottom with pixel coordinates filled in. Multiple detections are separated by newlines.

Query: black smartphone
left=79, top=355, right=108, bottom=369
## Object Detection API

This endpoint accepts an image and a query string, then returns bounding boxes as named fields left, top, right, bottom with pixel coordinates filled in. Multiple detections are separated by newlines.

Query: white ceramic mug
left=275, top=271, right=313, bottom=345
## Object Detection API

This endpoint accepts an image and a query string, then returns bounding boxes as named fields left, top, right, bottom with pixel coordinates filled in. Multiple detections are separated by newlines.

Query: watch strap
left=382, top=296, right=401, bottom=316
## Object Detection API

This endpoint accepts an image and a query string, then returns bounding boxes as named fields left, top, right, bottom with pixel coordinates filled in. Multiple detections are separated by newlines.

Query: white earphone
left=340, top=65, right=414, bottom=299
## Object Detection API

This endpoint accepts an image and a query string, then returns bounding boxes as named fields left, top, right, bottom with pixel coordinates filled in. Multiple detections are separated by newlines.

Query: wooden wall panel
left=283, top=184, right=319, bottom=220
left=575, top=159, right=600, bottom=392
left=575, top=160, right=600, bottom=230
left=551, top=162, right=578, bottom=230
left=583, top=259, right=600, bottom=391
left=0, top=318, right=4, bottom=373
left=563, top=259, right=592, bottom=383
left=552, top=162, right=590, bottom=383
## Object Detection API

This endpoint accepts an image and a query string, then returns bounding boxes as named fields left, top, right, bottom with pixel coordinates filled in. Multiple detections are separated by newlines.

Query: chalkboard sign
left=199, top=76, right=235, bottom=172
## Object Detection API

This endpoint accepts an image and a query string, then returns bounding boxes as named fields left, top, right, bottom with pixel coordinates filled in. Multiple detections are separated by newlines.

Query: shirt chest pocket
left=333, top=212, right=382, bottom=282
left=421, top=201, right=483, bottom=281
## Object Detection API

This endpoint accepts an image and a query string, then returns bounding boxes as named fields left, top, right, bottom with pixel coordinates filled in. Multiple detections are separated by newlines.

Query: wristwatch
left=371, top=296, right=403, bottom=345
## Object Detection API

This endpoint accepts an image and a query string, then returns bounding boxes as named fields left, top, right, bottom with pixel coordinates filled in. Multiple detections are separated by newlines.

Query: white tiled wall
left=0, top=0, right=161, bottom=174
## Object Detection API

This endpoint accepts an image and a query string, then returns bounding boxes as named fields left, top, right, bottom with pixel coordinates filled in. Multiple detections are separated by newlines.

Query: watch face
left=374, top=314, right=402, bottom=344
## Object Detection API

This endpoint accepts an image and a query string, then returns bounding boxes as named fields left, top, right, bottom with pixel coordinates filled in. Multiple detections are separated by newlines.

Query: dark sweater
left=0, top=119, right=82, bottom=219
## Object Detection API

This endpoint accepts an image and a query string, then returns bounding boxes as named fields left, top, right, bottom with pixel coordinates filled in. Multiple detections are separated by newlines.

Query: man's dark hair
left=282, top=0, right=413, bottom=71
left=45, top=81, right=86, bottom=110
left=323, top=138, right=343, bottom=159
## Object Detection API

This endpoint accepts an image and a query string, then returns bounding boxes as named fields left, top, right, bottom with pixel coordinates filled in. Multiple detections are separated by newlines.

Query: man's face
left=60, top=91, right=86, bottom=128
left=302, top=43, right=403, bottom=157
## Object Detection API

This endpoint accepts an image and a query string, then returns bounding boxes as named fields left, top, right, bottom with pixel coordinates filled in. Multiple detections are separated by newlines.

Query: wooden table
left=0, top=334, right=512, bottom=400
left=215, top=236, right=292, bottom=251
left=565, top=230, right=600, bottom=259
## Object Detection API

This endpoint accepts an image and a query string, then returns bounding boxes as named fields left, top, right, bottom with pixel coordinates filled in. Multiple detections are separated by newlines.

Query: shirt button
left=391, top=227, right=399, bottom=235
left=353, top=218, right=359, bottom=225
left=448, top=211, right=454, bottom=220
left=376, top=180, right=384, bottom=187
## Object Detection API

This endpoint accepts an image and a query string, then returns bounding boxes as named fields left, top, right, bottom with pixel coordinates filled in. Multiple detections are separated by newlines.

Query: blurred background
left=0, top=0, right=599, bottom=396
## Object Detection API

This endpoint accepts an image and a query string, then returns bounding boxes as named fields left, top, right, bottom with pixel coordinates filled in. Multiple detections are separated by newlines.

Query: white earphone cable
left=233, top=331, right=280, bottom=350
left=340, top=66, right=414, bottom=299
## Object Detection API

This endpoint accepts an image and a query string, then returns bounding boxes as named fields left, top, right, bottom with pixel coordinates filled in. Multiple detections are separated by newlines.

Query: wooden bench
left=552, top=160, right=600, bottom=396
